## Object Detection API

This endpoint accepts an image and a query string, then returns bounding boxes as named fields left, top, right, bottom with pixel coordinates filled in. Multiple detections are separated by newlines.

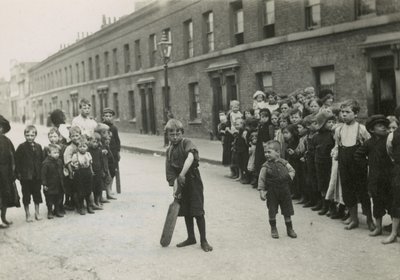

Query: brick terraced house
left=26, top=0, right=400, bottom=138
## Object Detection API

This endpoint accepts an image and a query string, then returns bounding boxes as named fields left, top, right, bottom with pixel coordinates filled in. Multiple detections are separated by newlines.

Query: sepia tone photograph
left=1, top=0, right=400, bottom=279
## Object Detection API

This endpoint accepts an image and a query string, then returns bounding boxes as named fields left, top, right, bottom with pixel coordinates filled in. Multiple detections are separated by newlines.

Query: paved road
left=1, top=127, right=400, bottom=280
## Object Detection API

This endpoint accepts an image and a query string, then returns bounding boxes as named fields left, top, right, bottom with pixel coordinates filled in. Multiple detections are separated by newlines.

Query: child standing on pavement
left=63, top=126, right=82, bottom=210
left=88, top=133, right=105, bottom=208
left=0, top=115, right=20, bottom=228
left=102, top=108, right=121, bottom=192
left=258, top=140, right=297, bottom=239
left=71, top=138, right=94, bottom=215
left=283, top=124, right=300, bottom=199
left=165, top=119, right=213, bottom=252
left=41, top=144, right=64, bottom=219
left=15, top=125, right=43, bottom=222
left=335, top=100, right=374, bottom=231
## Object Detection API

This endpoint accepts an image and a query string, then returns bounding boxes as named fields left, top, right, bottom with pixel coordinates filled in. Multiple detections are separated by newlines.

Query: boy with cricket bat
left=164, top=119, right=213, bottom=252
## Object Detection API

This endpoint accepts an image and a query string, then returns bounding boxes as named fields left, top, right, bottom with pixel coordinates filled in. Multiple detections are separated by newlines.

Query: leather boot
left=318, top=200, right=330, bottom=215
left=269, top=220, right=279, bottom=239
left=285, top=221, right=297, bottom=238
left=311, top=199, right=322, bottom=211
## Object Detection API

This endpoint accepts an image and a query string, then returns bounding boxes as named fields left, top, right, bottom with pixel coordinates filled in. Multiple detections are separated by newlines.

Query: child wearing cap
left=312, top=111, right=336, bottom=216
left=258, top=140, right=297, bottom=239
left=0, top=115, right=20, bottom=228
left=102, top=108, right=121, bottom=194
left=253, top=91, right=267, bottom=119
left=335, top=100, right=374, bottom=231
left=165, top=119, right=213, bottom=252
left=354, top=115, right=393, bottom=238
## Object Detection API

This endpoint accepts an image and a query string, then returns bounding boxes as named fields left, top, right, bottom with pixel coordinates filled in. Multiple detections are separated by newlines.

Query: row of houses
left=9, top=0, right=400, bottom=138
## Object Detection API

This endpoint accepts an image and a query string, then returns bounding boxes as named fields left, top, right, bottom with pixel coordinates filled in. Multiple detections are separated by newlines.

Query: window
left=95, top=55, right=100, bottom=79
left=113, top=48, right=119, bottom=75
left=69, top=65, right=73, bottom=84
left=124, top=44, right=131, bottom=73
left=76, top=63, right=80, bottom=83
left=149, top=34, right=157, bottom=67
left=88, top=57, right=93, bottom=80
left=356, top=0, right=376, bottom=18
left=232, top=1, right=244, bottom=45
left=313, top=65, right=335, bottom=96
left=263, top=0, right=275, bottom=38
left=104, top=51, right=110, bottom=78
left=184, top=20, right=194, bottom=58
left=91, top=95, right=97, bottom=118
left=162, top=28, right=172, bottom=43
left=305, top=0, right=321, bottom=30
left=67, top=100, right=70, bottom=118
left=70, top=93, right=79, bottom=117
left=81, top=61, right=86, bottom=82
left=64, top=67, right=68, bottom=85
left=128, top=90, right=135, bottom=119
left=135, top=40, right=142, bottom=70
left=257, top=72, right=273, bottom=92
left=113, top=92, right=120, bottom=118
left=189, top=83, right=201, bottom=121
left=203, top=11, right=214, bottom=53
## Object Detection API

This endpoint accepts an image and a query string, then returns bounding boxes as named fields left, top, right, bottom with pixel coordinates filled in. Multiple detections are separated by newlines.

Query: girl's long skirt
left=325, top=159, right=344, bottom=204
left=178, top=168, right=205, bottom=217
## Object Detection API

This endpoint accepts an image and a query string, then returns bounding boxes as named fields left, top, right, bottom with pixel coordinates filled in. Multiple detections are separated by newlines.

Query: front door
left=212, top=77, right=223, bottom=136
left=372, top=56, right=396, bottom=115
left=147, top=87, right=156, bottom=135
left=140, top=88, right=148, bottom=134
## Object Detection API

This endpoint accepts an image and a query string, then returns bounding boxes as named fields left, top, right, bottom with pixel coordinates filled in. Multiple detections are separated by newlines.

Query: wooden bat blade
left=160, top=200, right=180, bottom=247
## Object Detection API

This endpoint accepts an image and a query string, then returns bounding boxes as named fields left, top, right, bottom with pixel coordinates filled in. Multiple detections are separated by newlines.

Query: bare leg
left=1, top=207, right=12, bottom=225
left=0, top=207, right=9, bottom=228
left=177, top=216, right=197, bottom=247
left=382, top=218, right=399, bottom=244
left=34, top=203, right=42, bottom=221
left=24, top=205, right=33, bottom=222
left=345, top=205, right=359, bottom=230
left=369, top=217, right=382, bottom=236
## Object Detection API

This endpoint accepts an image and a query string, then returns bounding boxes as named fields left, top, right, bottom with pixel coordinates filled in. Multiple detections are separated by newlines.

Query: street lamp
left=158, top=31, right=172, bottom=147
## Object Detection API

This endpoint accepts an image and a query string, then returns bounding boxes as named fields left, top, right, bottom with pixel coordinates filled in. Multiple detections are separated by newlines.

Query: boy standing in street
left=165, top=119, right=213, bottom=252
left=258, top=140, right=297, bottom=239
left=16, top=125, right=43, bottom=222
left=72, top=98, right=97, bottom=139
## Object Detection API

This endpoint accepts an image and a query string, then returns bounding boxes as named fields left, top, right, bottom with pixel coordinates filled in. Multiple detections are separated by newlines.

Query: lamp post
left=158, top=31, right=172, bottom=147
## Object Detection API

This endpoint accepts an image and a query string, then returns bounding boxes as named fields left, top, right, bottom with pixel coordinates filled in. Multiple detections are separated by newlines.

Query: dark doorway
left=140, top=88, right=148, bottom=134
left=163, top=86, right=170, bottom=124
left=139, top=85, right=157, bottom=135
left=212, top=77, right=223, bottom=136
left=147, top=87, right=156, bottom=135
left=372, top=56, right=396, bottom=116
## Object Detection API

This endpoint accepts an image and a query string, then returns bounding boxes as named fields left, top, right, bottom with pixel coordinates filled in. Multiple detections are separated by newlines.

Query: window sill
left=129, top=118, right=137, bottom=123
left=357, top=13, right=376, bottom=20
left=306, top=25, right=321, bottom=31
left=188, top=119, right=202, bottom=125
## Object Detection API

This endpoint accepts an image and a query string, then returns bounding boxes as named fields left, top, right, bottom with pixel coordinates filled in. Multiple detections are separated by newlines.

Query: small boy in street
left=258, top=140, right=297, bottom=239
left=41, top=144, right=64, bottom=219
left=165, top=119, right=213, bottom=252
left=354, top=115, right=393, bottom=237
left=16, top=125, right=43, bottom=222
left=102, top=108, right=121, bottom=193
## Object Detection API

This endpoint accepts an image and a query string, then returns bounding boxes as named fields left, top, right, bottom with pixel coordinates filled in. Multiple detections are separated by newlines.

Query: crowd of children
left=0, top=98, right=120, bottom=227
left=218, top=87, right=400, bottom=243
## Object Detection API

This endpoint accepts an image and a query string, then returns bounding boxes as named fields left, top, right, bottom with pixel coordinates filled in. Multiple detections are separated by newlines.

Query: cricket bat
left=160, top=181, right=182, bottom=247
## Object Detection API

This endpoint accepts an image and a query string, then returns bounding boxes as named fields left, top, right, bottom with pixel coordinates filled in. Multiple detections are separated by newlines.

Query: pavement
left=9, top=122, right=223, bottom=165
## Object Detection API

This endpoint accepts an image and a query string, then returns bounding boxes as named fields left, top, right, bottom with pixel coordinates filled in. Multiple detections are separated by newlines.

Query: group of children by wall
left=0, top=98, right=120, bottom=227
left=218, top=87, right=400, bottom=243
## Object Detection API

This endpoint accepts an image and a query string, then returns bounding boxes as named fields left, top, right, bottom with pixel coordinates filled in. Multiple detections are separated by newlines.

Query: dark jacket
left=41, top=157, right=64, bottom=195
left=313, top=129, right=335, bottom=163
left=103, top=121, right=121, bottom=159
left=15, top=141, right=43, bottom=180
left=354, top=134, right=393, bottom=196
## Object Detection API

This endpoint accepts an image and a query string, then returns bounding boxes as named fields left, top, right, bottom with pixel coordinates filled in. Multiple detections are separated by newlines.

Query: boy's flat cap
left=103, top=107, right=115, bottom=116
left=366, top=114, right=389, bottom=132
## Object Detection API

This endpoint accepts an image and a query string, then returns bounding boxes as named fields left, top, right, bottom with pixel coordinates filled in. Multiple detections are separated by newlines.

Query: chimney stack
left=102, top=14, right=107, bottom=28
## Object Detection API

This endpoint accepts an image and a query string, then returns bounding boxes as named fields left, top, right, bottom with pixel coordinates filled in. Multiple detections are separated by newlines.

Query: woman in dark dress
left=0, top=115, right=20, bottom=228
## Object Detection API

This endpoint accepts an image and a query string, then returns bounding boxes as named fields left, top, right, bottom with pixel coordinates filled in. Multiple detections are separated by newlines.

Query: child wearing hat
left=258, top=140, right=297, bottom=239
left=253, top=91, right=267, bottom=119
left=0, top=115, right=20, bottom=228
left=312, top=111, right=336, bottom=216
left=334, top=100, right=374, bottom=231
left=354, top=115, right=393, bottom=238
left=102, top=108, right=121, bottom=194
